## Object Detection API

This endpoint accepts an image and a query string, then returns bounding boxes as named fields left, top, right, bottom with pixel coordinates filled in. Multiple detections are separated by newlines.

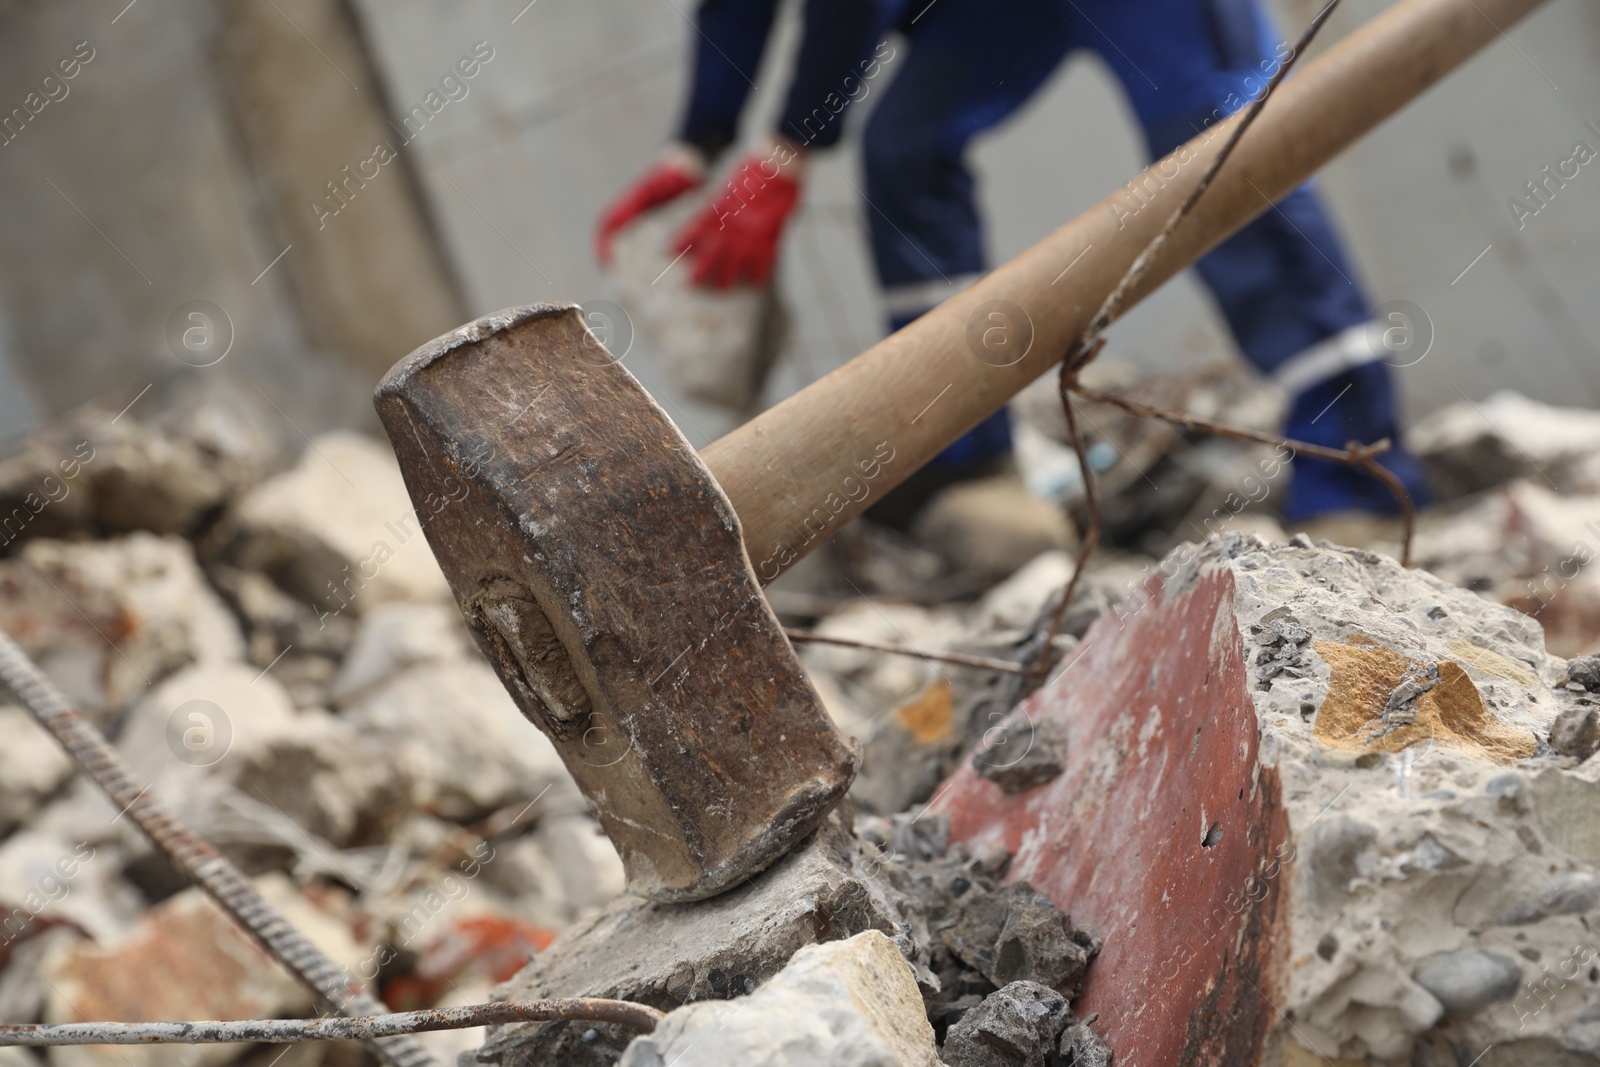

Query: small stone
left=1500, top=872, right=1600, bottom=924
left=1058, top=1020, right=1114, bottom=1067
left=1552, top=707, right=1600, bottom=761
left=1413, top=949, right=1522, bottom=1013
left=1316, top=932, right=1339, bottom=961
left=993, top=895, right=1089, bottom=992
left=618, top=931, right=941, bottom=1067
left=973, top=717, right=1067, bottom=794
left=1566, top=654, right=1600, bottom=692
left=942, top=882, right=1087, bottom=994
left=1301, top=815, right=1377, bottom=902
left=940, top=981, right=1069, bottom=1067
left=1485, top=772, right=1532, bottom=816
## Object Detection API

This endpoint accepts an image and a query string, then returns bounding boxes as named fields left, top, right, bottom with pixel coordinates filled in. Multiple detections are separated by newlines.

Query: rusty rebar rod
left=785, top=627, right=1030, bottom=674
left=0, top=629, right=441, bottom=1067
left=1028, top=388, right=1103, bottom=690
left=1071, top=383, right=1416, bottom=564
left=0, top=998, right=664, bottom=1047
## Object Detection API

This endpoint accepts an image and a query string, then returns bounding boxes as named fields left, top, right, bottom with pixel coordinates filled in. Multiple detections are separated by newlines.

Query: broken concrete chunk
left=473, top=814, right=901, bottom=1066
left=216, top=430, right=450, bottom=616
left=0, top=534, right=244, bottom=721
left=40, top=874, right=366, bottom=1067
left=610, top=198, right=784, bottom=414
left=1412, top=949, right=1522, bottom=1013
left=0, top=375, right=280, bottom=548
left=939, top=980, right=1069, bottom=1067
left=331, top=600, right=471, bottom=704
left=115, top=661, right=403, bottom=849
left=342, top=661, right=572, bottom=822
left=941, top=882, right=1087, bottom=995
left=618, top=931, right=940, bottom=1067
left=931, top=533, right=1598, bottom=1064
left=1410, top=390, right=1600, bottom=499
left=0, top=832, right=142, bottom=949
left=973, top=716, right=1067, bottom=794
left=1550, top=705, right=1600, bottom=761
left=1057, top=1020, right=1114, bottom=1067
left=912, top=475, right=1076, bottom=583
left=0, top=706, right=72, bottom=835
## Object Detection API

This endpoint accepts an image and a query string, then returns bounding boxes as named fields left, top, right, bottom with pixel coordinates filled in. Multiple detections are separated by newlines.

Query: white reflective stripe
left=1270, top=322, right=1385, bottom=397
left=880, top=273, right=986, bottom=318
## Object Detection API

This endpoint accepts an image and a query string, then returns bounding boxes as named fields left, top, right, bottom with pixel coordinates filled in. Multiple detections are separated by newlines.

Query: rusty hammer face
left=375, top=304, right=856, bottom=903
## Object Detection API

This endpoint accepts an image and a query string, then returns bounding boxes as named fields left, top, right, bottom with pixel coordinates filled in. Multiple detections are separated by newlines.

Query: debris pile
left=0, top=391, right=619, bottom=1065
left=3, top=382, right=1600, bottom=1065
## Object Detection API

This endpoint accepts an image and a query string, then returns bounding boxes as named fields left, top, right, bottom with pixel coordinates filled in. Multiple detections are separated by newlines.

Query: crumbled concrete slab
left=934, top=532, right=1600, bottom=1065
left=471, top=813, right=903, bottom=1065
left=618, top=931, right=941, bottom=1067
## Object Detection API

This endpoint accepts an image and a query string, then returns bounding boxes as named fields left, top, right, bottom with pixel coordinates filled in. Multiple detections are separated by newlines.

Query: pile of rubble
left=3, top=373, right=1600, bottom=1066
left=0, top=385, right=627, bottom=1065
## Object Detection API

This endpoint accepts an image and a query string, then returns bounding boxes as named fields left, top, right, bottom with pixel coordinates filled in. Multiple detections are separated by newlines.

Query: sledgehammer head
left=375, top=304, right=856, bottom=902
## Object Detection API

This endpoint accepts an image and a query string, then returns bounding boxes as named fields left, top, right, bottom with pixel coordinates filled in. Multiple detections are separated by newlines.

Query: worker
left=595, top=0, right=1430, bottom=526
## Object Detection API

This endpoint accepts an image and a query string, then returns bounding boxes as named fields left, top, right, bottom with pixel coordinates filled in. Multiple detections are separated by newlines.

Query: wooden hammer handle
left=704, top=0, right=1546, bottom=582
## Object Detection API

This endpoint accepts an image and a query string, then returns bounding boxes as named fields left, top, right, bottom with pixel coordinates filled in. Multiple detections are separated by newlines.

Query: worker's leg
left=861, top=0, right=1073, bottom=484
left=1087, top=0, right=1431, bottom=520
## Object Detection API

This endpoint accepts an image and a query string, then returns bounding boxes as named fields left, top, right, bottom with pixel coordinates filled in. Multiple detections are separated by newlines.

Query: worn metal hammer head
left=375, top=304, right=856, bottom=902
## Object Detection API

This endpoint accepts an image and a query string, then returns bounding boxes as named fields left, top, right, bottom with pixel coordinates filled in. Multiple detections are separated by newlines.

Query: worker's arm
left=774, top=0, right=895, bottom=152
left=596, top=0, right=781, bottom=265
left=678, top=0, right=784, bottom=162
left=672, top=0, right=898, bottom=287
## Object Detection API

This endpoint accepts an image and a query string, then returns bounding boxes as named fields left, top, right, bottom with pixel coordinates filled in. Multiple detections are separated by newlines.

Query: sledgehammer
left=376, top=0, right=1548, bottom=904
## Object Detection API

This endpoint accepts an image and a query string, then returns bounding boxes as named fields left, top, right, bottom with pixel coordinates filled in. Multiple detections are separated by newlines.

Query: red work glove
left=673, top=154, right=802, bottom=289
left=594, top=150, right=705, bottom=267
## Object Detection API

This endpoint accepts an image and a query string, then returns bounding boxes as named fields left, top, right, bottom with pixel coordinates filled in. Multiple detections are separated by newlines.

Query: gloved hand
left=673, top=153, right=802, bottom=289
left=594, top=146, right=706, bottom=267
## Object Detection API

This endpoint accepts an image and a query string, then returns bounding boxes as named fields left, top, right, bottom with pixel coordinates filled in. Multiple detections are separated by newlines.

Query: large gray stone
left=618, top=931, right=940, bottom=1067
left=1413, top=949, right=1522, bottom=1013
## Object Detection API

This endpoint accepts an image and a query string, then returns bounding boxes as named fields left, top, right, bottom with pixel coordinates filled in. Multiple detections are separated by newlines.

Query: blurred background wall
left=0, top=0, right=1596, bottom=448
